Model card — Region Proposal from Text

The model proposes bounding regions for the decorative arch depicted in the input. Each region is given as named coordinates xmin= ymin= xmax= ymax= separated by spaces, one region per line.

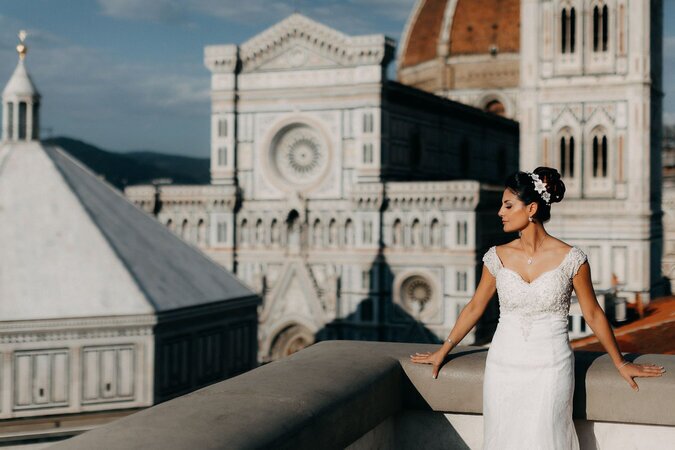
xmin=591 ymin=1 xmax=610 ymax=52
xmin=197 ymin=219 xmax=206 ymax=244
xmin=181 ymin=219 xmax=189 ymax=240
xmin=392 ymin=218 xmax=403 ymax=247
xmin=256 ymin=218 xmax=264 ymax=244
xmin=589 ymin=125 xmax=609 ymax=178
xmin=344 ymin=218 xmax=354 ymax=246
xmin=328 ymin=218 xmax=337 ymax=246
xmin=270 ymin=218 xmax=280 ymax=245
xmin=559 ymin=1 xmax=577 ymax=54
xmin=411 ymin=218 xmax=422 ymax=246
xmin=430 ymin=218 xmax=442 ymax=247
xmin=239 ymin=218 xmax=249 ymax=245
xmin=478 ymin=92 xmax=512 ymax=118
xmin=312 ymin=218 xmax=322 ymax=247
xmin=556 ymin=126 xmax=577 ymax=178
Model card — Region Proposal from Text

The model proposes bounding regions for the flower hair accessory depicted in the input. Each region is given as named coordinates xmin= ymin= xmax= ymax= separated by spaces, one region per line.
xmin=528 ymin=172 xmax=551 ymax=205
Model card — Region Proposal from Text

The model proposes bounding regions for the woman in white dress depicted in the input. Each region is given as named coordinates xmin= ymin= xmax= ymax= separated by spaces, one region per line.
xmin=410 ymin=167 xmax=666 ymax=449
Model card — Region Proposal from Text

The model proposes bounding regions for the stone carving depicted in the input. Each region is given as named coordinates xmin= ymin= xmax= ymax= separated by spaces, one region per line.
xmin=272 ymin=124 xmax=328 ymax=186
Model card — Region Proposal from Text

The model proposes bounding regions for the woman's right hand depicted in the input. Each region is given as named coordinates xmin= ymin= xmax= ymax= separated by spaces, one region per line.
xmin=409 ymin=350 xmax=447 ymax=379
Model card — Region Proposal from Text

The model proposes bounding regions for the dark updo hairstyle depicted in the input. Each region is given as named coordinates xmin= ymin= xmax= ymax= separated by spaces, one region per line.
xmin=504 ymin=166 xmax=565 ymax=223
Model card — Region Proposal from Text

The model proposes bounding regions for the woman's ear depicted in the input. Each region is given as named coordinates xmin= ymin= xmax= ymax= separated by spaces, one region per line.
xmin=528 ymin=202 xmax=538 ymax=217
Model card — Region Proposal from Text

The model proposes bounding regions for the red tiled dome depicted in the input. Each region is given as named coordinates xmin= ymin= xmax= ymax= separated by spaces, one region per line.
xmin=400 ymin=0 xmax=520 ymax=68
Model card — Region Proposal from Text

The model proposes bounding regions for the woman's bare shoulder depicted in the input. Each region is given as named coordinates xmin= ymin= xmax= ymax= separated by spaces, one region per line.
xmin=548 ymin=237 xmax=574 ymax=253
xmin=496 ymin=239 xmax=521 ymax=252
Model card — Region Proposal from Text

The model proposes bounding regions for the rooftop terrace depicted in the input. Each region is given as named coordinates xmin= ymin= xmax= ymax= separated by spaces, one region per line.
xmin=50 ymin=341 xmax=674 ymax=449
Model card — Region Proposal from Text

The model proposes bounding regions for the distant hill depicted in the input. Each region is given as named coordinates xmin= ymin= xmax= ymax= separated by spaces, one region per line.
xmin=43 ymin=137 xmax=210 ymax=190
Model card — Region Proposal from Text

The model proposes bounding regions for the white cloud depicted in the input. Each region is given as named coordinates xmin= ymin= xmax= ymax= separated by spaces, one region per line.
xmin=0 ymin=14 xmax=210 ymax=153
xmin=98 ymin=0 xmax=190 ymax=25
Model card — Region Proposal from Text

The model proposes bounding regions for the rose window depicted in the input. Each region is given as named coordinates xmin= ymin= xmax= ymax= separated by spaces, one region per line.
xmin=271 ymin=124 xmax=328 ymax=186
xmin=399 ymin=275 xmax=436 ymax=319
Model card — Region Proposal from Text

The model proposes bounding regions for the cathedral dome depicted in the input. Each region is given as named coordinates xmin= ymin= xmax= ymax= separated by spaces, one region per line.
xmin=400 ymin=0 xmax=520 ymax=68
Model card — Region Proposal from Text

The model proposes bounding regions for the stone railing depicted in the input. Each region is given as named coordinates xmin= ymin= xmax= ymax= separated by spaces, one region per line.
xmin=49 ymin=341 xmax=675 ymax=449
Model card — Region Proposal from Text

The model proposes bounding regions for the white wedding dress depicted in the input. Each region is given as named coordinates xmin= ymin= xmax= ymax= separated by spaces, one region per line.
xmin=481 ymin=245 xmax=587 ymax=450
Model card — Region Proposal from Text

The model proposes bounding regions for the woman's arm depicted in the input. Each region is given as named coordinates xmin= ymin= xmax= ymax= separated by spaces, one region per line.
xmin=410 ymin=264 xmax=497 ymax=378
xmin=573 ymin=262 xmax=665 ymax=391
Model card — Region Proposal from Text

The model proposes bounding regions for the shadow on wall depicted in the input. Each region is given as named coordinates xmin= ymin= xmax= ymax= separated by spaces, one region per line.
xmin=267 ymin=249 xmax=501 ymax=362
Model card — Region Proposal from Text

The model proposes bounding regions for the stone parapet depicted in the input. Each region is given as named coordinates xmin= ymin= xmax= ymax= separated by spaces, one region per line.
xmin=49 ymin=340 xmax=674 ymax=449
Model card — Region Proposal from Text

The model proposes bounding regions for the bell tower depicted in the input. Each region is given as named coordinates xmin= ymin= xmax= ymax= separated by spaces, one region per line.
xmin=2 ymin=30 xmax=41 ymax=142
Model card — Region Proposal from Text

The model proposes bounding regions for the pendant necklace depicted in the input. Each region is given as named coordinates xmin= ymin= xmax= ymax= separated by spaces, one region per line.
xmin=521 ymin=234 xmax=547 ymax=265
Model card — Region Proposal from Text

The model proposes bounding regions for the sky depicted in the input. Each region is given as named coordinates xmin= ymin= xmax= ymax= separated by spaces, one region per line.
xmin=0 ymin=0 xmax=673 ymax=157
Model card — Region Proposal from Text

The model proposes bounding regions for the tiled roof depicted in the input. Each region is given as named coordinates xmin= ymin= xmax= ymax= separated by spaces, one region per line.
xmin=400 ymin=0 xmax=520 ymax=69
xmin=571 ymin=296 xmax=675 ymax=355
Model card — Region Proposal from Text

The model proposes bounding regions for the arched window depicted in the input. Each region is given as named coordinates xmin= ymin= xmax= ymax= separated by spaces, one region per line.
xmin=561 ymin=8 xmax=567 ymax=53
xmin=559 ymin=130 xmax=576 ymax=178
xmin=591 ymin=130 xmax=609 ymax=178
xmin=570 ymin=7 xmax=576 ymax=53
xmin=328 ymin=219 xmax=337 ymax=246
xmin=593 ymin=3 xmax=609 ymax=52
xmin=561 ymin=6 xmax=576 ymax=54
xmin=166 ymin=218 xmax=173 ymax=232
xmin=240 ymin=218 xmax=248 ymax=244
xmin=344 ymin=219 xmax=354 ymax=246
xmin=602 ymin=5 xmax=609 ymax=51
xmin=197 ymin=219 xmax=205 ymax=244
xmin=270 ymin=219 xmax=279 ymax=245
xmin=392 ymin=219 xmax=403 ymax=246
xmin=313 ymin=219 xmax=322 ymax=247
xmin=181 ymin=219 xmax=189 ymax=240
xmin=256 ymin=219 xmax=264 ymax=244
xmin=411 ymin=219 xmax=421 ymax=246
xmin=286 ymin=210 xmax=300 ymax=247
xmin=430 ymin=219 xmax=441 ymax=247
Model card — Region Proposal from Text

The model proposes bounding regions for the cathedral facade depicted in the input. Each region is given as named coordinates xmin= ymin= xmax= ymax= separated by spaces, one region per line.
xmin=127 ymin=1 xmax=665 ymax=362
xmin=126 ymin=14 xmax=521 ymax=362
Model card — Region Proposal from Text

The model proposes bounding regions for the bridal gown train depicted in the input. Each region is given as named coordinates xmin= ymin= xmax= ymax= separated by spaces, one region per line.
xmin=481 ymin=245 xmax=587 ymax=450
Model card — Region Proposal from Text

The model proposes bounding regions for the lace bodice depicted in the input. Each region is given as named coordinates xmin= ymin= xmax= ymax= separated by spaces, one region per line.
xmin=482 ymin=245 xmax=588 ymax=340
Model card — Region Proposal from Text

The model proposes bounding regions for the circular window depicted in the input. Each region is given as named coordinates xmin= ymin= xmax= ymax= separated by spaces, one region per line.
xmin=399 ymin=275 xmax=435 ymax=319
xmin=271 ymin=124 xmax=328 ymax=187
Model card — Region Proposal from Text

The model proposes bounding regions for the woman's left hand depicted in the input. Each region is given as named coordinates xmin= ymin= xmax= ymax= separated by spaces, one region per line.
xmin=618 ymin=362 xmax=666 ymax=391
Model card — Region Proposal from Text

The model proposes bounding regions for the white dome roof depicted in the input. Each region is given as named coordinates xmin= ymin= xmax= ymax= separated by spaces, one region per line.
xmin=2 ymin=60 xmax=39 ymax=98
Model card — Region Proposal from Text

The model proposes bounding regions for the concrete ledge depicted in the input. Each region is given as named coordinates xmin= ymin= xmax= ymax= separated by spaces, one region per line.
xmin=49 ymin=341 xmax=675 ymax=449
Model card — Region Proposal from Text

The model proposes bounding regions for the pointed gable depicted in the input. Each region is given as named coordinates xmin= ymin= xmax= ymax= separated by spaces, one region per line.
xmin=237 ymin=13 xmax=395 ymax=72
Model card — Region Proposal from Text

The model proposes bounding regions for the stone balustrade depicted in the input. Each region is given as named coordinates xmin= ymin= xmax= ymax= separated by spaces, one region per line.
xmin=49 ymin=341 xmax=675 ymax=449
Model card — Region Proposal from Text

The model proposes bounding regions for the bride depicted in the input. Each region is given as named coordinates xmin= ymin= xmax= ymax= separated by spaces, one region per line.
xmin=410 ymin=167 xmax=666 ymax=449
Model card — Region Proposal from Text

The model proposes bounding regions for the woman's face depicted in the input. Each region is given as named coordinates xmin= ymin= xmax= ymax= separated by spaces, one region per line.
xmin=498 ymin=188 xmax=535 ymax=233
